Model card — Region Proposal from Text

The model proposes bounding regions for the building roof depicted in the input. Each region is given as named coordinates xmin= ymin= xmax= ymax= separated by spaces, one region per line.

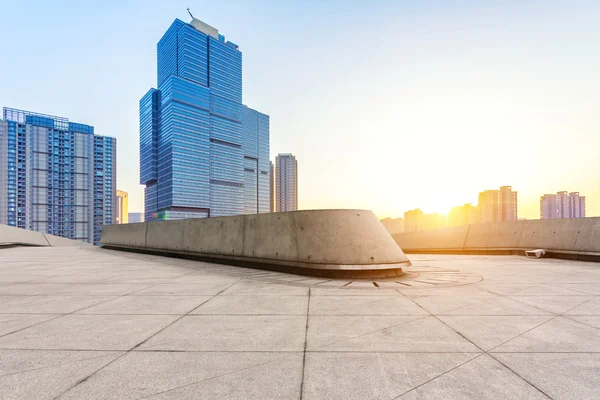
xmin=1 ymin=244 xmax=598 ymax=399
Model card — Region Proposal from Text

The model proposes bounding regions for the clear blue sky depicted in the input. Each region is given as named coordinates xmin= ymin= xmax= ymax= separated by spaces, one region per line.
xmin=1 ymin=0 xmax=599 ymax=218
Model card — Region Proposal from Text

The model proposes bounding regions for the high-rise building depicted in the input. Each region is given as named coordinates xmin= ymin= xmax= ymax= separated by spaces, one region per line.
xmin=269 ymin=161 xmax=275 ymax=213
xmin=380 ymin=217 xmax=404 ymax=234
xmin=404 ymin=209 xmax=423 ymax=233
xmin=540 ymin=191 xmax=586 ymax=219
xmin=478 ymin=186 xmax=518 ymax=223
xmin=0 ymin=107 xmax=116 ymax=244
xmin=128 ymin=212 xmax=144 ymax=223
xmin=448 ymin=203 xmax=478 ymax=227
xmin=116 ymin=190 xmax=128 ymax=224
xmin=140 ymin=17 xmax=270 ymax=221
xmin=404 ymin=209 xmax=446 ymax=232
xmin=569 ymin=192 xmax=586 ymax=218
xmin=275 ymin=153 xmax=298 ymax=212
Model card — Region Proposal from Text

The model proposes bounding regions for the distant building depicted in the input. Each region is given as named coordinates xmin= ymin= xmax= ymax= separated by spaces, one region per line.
xmin=0 ymin=107 xmax=116 ymax=245
xmin=422 ymin=213 xmax=446 ymax=231
xmin=275 ymin=153 xmax=298 ymax=212
xmin=380 ymin=217 xmax=404 ymax=234
xmin=404 ymin=209 xmax=446 ymax=232
xmin=140 ymin=17 xmax=269 ymax=221
xmin=404 ymin=209 xmax=423 ymax=232
xmin=116 ymin=190 xmax=128 ymax=224
xmin=269 ymin=161 xmax=275 ymax=213
xmin=478 ymin=186 xmax=518 ymax=223
xmin=448 ymin=204 xmax=478 ymax=227
xmin=128 ymin=212 xmax=144 ymax=223
xmin=540 ymin=191 xmax=586 ymax=219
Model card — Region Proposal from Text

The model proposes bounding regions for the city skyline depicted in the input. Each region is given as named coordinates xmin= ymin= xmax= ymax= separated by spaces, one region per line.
xmin=1 ymin=1 xmax=599 ymax=219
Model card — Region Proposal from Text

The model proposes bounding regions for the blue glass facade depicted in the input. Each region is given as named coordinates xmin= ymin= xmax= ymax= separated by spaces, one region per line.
xmin=0 ymin=107 xmax=116 ymax=244
xmin=140 ymin=17 xmax=269 ymax=220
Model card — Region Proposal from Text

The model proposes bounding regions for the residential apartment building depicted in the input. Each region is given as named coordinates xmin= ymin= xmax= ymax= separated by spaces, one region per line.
xmin=0 ymin=107 xmax=116 ymax=244
xmin=380 ymin=217 xmax=404 ymax=234
xmin=448 ymin=203 xmax=478 ymax=227
xmin=140 ymin=17 xmax=269 ymax=221
xmin=404 ymin=209 xmax=446 ymax=232
xmin=275 ymin=153 xmax=298 ymax=212
xmin=478 ymin=186 xmax=518 ymax=223
xmin=540 ymin=191 xmax=586 ymax=219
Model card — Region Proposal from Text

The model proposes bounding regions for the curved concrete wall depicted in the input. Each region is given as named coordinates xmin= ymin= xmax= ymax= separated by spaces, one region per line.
xmin=393 ymin=217 xmax=600 ymax=260
xmin=0 ymin=224 xmax=91 ymax=247
xmin=101 ymin=210 xmax=411 ymax=278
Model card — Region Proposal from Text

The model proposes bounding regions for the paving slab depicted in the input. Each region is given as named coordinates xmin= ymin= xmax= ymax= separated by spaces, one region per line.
xmin=133 ymin=281 xmax=239 ymax=296
xmin=493 ymin=316 xmax=600 ymax=353
xmin=192 ymin=295 xmax=308 ymax=315
xmin=0 ymin=295 xmax=116 ymax=314
xmin=0 ymin=314 xmax=178 ymax=350
xmin=138 ymin=315 xmax=307 ymax=351
xmin=307 ymin=316 xmax=480 ymax=352
xmin=220 ymin=280 xmax=309 ymax=295
xmin=506 ymin=295 xmax=594 ymax=314
xmin=77 ymin=295 xmax=213 ymax=315
xmin=303 ymin=352 xmax=479 ymax=400
xmin=438 ymin=315 xmax=554 ymax=351
xmin=440 ymin=296 xmax=553 ymax=316
xmin=564 ymin=296 xmax=600 ymax=315
xmin=397 ymin=354 xmax=550 ymax=400
xmin=0 ymin=350 xmax=123 ymax=400
xmin=494 ymin=353 xmax=600 ymax=400
xmin=309 ymin=295 xmax=429 ymax=316
xmin=0 ymin=314 xmax=57 ymax=337
xmin=59 ymin=351 xmax=303 ymax=400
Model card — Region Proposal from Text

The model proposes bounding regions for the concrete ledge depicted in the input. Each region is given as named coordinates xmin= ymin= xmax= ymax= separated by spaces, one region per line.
xmin=393 ymin=217 xmax=600 ymax=262
xmin=101 ymin=210 xmax=411 ymax=278
xmin=0 ymin=224 xmax=91 ymax=248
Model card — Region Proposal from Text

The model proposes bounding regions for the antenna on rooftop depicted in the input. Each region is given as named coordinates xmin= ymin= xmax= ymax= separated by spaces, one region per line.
xmin=187 ymin=7 xmax=194 ymax=19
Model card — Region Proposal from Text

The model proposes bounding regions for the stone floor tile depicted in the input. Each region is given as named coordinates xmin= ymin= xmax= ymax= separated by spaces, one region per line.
xmin=59 ymin=351 xmax=303 ymax=400
xmin=306 ymin=315 xmax=425 ymax=350
xmin=397 ymin=354 xmax=550 ymax=400
xmin=0 ymin=350 xmax=123 ymax=400
xmin=307 ymin=316 xmax=480 ymax=352
xmin=192 ymin=295 xmax=308 ymax=315
xmin=0 ymin=295 xmax=116 ymax=314
xmin=132 ymin=281 xmax=238 ymax=296
xmin=409 ymin=294 xmax=497 ymax=315
xmin=493 ymin=317 xmax=600 ymax=353
xmin=507 ymin=295 xmax=594 ymax=314
xmin=564 ymin=297 xmax=600 ymax=315
xmin=494 ymin=353 xmax=600 ymax=400
xmin=219 ymin=280 xmax=309 ymax=296
xmin=509 ymin=284 xmax=593 ymax=296
xmin=440 ymin=296 xmax=553 ymax=316
xmin=303 ymin=352 xmax=479 ymax=400
xmin=78 ymin=295 xmax=213 ymax=315
xmin=309 ymin=295 xmax=429 ymax=316
xmin=0 ymin=314 xmax=178 ymax=350
xmin=0 ymin=284 xmax=71 ymax=296
xmin=438 ymin=316 xmax=553 ymax=351
xmin=138 ymin=315 xmax=306 ymax=351
xmin=0 ymin=314 xmax=57 ymax=337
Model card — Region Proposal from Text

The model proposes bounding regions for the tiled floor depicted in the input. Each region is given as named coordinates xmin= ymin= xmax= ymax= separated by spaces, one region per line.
xmin=1 ymin=246 xmax=599 ymax=399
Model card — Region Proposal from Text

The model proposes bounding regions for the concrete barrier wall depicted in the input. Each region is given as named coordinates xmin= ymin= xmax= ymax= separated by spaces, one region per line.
xmin=0 ymin=224 xmax=92 ymax=247
xmin=393 ymin=217 xmax=600 ymax=258
xmin=101 ymin=210 xmax=411 ymax=278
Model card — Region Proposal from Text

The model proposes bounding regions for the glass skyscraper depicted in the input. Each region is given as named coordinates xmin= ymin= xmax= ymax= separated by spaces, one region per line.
xmin=140 ymin=17 xmax=270 ymax=221
xmin=0 ymin=107 xmax=116 ymax=244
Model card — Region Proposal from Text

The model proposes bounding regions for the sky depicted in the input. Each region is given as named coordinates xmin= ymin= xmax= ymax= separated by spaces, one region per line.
xmin=1 ymin=0 xmax=599 ymax=219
